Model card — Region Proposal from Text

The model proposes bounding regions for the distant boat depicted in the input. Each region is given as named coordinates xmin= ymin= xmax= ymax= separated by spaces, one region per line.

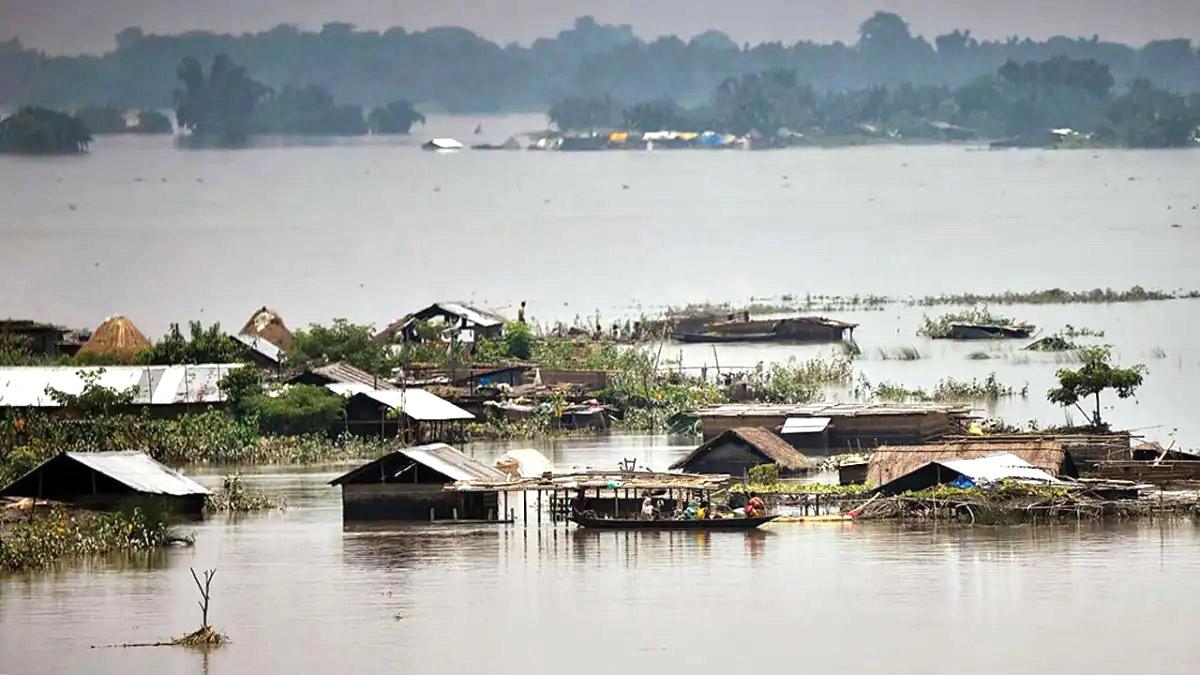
xmin=423 ymin=138 xmax=463 ymax=151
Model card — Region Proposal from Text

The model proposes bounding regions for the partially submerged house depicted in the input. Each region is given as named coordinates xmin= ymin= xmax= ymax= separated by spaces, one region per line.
xmin=286 ymin=361 xmax=395 ymax=390
xmin=672 ymin=313 xmax=857 ymax=343
xmin=76 ymin=315 xmax=151 ymax=363
xmin=332 ymin=384 xmax=475 ymax=442
xmin=867 ymin=439 xmax=1077 ymax=489
xmin=329 ymin=443 xmax=506 ymax=520
xmin=376 ymin=302 xmax=506 ymax=344
xmin=1 ymin=451 xmax=210 ymax=514
xmin=0 ymin=363 xmax=242 ymax=417
xmin=670 ymin=427 xmax=814 ymax=478
xmin=944 ymin=323 xmax=1035 ymax=340
xmin=873 ymin=453 xmax=1062 ymax=496
xmin=694 ymin=402 xmax=974 ymax=450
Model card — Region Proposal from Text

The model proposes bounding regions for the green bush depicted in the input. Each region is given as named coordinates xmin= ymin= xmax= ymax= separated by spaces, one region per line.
xmin=241 ymin=385 xmax=345 ymax=436
xmin=748 ymin=464 xmax=780 ymax=484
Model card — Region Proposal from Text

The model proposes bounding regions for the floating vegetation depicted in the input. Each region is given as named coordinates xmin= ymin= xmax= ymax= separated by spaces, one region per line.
xmin=876 ymin=346 xmax=922 ymax=360
xmin=915 ymin=285 xmax=1186 ymax=306
xmin=917 ymin=306 xmax=1017 ymax=338
xmin=745 ymin=357 xmax=855 ymax=403
xmin=1025 ymin=336 xmax=1077 ymax=352
xmin=863 ymin=373 xmax=1026 ymax=403
xmin=1059 ymin=324 xmax=1105 ymax=338
xmin=1148 ymin=346 xmax=1167 ymax=359
xmin=0 ymin=504 xmax=185 ymax=572
xmin=966 ymin=351 xmax=992 ymax=360
xmin=204 ymin=474 xmax=285 ymax=513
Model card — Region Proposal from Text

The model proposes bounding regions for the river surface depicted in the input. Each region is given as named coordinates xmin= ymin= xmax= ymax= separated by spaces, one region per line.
xmin=3 ymin=435 xmax=1200 ymax=674
xmin=2 ymin=115 xmax=1198 ymax=445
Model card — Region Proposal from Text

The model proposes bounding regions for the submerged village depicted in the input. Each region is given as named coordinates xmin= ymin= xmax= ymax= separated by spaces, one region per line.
xmin=2 ymin=288 xmax=1199 ymax=578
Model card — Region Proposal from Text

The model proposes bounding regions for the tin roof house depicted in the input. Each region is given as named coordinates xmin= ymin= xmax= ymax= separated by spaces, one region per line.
xmin=1 ymin=451 xmax=210 ymax=514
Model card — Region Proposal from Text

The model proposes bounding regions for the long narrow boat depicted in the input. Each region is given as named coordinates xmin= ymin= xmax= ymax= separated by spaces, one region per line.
xmin=571 ymin=514 xmax=779 ymax=530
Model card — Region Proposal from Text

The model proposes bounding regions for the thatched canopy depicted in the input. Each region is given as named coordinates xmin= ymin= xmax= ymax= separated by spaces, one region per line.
xmin=867 ymin=439 xmax=1076 ymax=487
xmin=77 ymin=315 xmax=151 ymax=363
xmin=671 ymin=427 xmax=814 ymax=473
xmin=239 ymin=306 xmax=292 ymax=351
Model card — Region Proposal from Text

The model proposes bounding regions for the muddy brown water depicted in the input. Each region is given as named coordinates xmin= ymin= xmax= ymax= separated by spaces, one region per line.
xmin=3 ymin=435 xmax=1200 ymax=674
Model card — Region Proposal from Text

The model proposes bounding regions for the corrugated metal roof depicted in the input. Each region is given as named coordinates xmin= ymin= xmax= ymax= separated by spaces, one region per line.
xmin=232 ymin=333 xmax=283 ymax=364
xmin=329 ymin=443 xmax=505 ymax=485
xmin=433 ymin=302 xmax=504 ymax=328
xmin=341 ymin=386 xmax=474 ymax=421
xmin=64 ymin=451 xmax=211 ymax=495
xmin=697 ymin=402 xmax=973 ymax=418
xmin=0 ymin=364 xmax=242 ymax=407
xmin=781 ymin=417 xmax=831 ymax=434
xmin=310 ymin=362 xmax=396 ymax=389
xmin=937 ymin=453 xmax=1061 ymax=484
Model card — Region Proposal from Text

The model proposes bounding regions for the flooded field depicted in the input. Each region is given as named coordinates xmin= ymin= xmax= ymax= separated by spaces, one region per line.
xmin=4 ymin=435 xmax=1200 ymax=674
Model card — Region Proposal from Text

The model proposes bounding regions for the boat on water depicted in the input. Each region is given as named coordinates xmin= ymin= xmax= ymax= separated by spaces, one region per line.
xmin=571 ymin=514 xmax=779 ymax=530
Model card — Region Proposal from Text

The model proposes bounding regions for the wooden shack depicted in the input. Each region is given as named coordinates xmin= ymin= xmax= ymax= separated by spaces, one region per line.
xmin=867 ymin=439 xmax=1077 ymax=488
xmin=329 ymin=443 xmax=506 ymax=520
xmin=695 ymin=402 xmax=974 ymax=451
xmin=334 ymin=386 xmax=475 ymax=442
xmin=0 ymin=451 xmax=210 ymax=514
xmin=670 ymin=427 xmax=813 ymax=478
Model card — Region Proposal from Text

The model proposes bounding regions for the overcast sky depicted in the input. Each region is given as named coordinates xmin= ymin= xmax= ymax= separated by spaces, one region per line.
xmin=4 ymin=0 xmax=1199 ymax=55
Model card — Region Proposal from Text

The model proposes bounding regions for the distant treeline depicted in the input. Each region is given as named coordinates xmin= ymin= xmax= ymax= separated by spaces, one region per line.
xmin=550 ymin=57 xmax=1200 ymax=147
xmin=2 ymin=13 xmax=1198 ymax=113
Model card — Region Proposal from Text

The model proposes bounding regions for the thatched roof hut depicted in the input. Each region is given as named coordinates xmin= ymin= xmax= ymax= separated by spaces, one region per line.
xmin=76 ymin=315 xmax=151 ymax=363
xmin=239 ymin=306 xmax=292 ymax=351
xmin=670 ymin=427 xmax=814 ymax=477
xmin=867 ymin=438 xmax=1077 ymax=488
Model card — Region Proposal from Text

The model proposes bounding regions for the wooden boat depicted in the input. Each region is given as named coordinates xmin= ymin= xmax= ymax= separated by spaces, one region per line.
xmin=571 ymin=514 xmax=779 ymax=530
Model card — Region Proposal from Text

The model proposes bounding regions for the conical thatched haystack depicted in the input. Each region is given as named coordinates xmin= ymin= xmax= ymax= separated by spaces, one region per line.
xmin=77 ymin=315 xmax=152 ymax=362
xmin=239 ymin=306 xmax=293 ymax=351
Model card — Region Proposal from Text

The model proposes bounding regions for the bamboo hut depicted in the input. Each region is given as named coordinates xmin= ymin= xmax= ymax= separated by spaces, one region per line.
xmin=670 ymin=427 xmax=814 ymax=478
xmin=76 ymin=315 xmax=151 ymax=363
xmin=239 ymin=306 xmax=293 ymax=351
xmin=867 ymin=439 xmax=1077 ymax=488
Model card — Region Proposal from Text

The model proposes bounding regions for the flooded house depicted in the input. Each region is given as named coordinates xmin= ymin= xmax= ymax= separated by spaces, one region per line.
xmin=672 ymin=312 xmax=857 ymax=343
xmin=0 ymin=363 xmax=243 ymax=417
xmin=873 ymin=452 xmax=1062 ymax=496
xmin=376 ymin=301 xmax=506 ymax=344
xmin=693 ymin=402 xmax=975 ymax=451
xmin=286 ymin=361 xmax=396 ymax=389
xmin=1 ymin=451 xmax=211 ymax=514
xmin=867 ymin=439 xmax=1078 ymax=489
xmin=670 ymin=427 xmax=814 ymax=478
xmin=944 ymin=322 xmax=1035 ymax=339
xmin=331 ymin=384 xmax=474 ymax=442
xmin=329 ymin=443 xmax=506 ymax=520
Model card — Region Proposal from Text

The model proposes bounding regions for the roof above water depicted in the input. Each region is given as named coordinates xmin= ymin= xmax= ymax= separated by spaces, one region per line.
xmin=331 ymin=384 xmax=474 ymax=421
xmin=0 ymin=364 xmax=242 ymax=407
xmin=2 ymin=451 xmax=210 ymax=497
xmin=671 ymin=427 xmax=814 ymax=472
xmin=329 ymin=443 xmax=505 ymax=485
xmin=696 ymin=402 xmax=973 ymax=418
xmin=934 ymin=453 xmax=1061 ymax=484
xmin=781 ymin=417 xmax=832 ymax=434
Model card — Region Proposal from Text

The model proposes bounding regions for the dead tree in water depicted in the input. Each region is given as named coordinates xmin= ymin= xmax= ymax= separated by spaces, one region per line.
xmin=190 ymin=567 xmax=216 ymax=628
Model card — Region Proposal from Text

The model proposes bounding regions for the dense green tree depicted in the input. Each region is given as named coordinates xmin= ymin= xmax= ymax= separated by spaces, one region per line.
xmin=141 ymin=321 xmax=246 ymax=365
xmin=548 ymin=94 xmax=620 ymax=131
xmin=133 ymin=109 xmax=172 ymax=133
xmin=622 ymin=99 xmax=692 ymax=131
xmin=289 ymin=319 xmax=397 ymax=375
xmin=366 ymin=100 xmax=425 ymax=134
xmin=75 ymin=105 xmax=129 ymax=133
xmin=0 ymin=107 xmax=91 ymax=154
xmin=1047 ymin=346 xmax=1145 ymax=428
xmin=250 ymin=84 xmax=366 ymax=135
xmin=1105 ymin=79 xmax=1198 ymax=147
xmin=174 ymin=54 xmax=271 ymax=139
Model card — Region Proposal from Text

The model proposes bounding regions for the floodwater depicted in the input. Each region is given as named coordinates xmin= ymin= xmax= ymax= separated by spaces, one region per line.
xmin=3 ymin=436 xmax=1200 ymax=674
xmin=1 ymin=114 xmax=1198 ymax=445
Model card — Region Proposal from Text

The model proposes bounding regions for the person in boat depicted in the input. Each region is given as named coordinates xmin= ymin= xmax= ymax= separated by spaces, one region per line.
xmin=571 ymin=490 xmax=589 ymax=517
xmin=744 ymin=492 xmax=766 ymax=518
xmin=641 ymin=496 xmax=656 ymax=520
xmin=683 ymin=497 xmax=701 ymax=520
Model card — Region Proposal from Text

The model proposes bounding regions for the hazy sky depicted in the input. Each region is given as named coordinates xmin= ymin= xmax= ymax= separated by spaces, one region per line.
xmin=3 ymin=0 xmax=1198 ymax=55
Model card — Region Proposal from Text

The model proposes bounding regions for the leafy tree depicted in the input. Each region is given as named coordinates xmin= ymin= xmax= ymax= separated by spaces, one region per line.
xmin=239 ymin=384 xmax=345 ymax=435
xmin=250 ymin=84 xmax=366 ymax=135
xmin=1105 ymin=79 xmax=1198 ymax=148
xmin=174 ymin=55 xmax=271 ymax=140
xmin=219 ymin=367 xmax=266 ymax=419
xmin=622 ymin=99 xmax=691 ymax=131
xmin=367 ymin=100 xmax=425 ymax=134
xmin=0 ymin=333 xmax=34 ymax=365
xmin=1047 ymin=346 xmax=1145 ymax=428
xmin=75 ymin=105 xmax=128 ymax=133
xmin=548 ymin=94 xmax=620 ymax=131
xmin=133 ymin=110 xmax=172 ymax=134
xmin=289 ymin=319 xmax=396 ymax=375
xmin=0 ymin=107 xmax=91 ymax=154
xmin=503 ymin=322 xmax=534 ymax=360
xmin=142 ymin=321 xmax=246 ymax=365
